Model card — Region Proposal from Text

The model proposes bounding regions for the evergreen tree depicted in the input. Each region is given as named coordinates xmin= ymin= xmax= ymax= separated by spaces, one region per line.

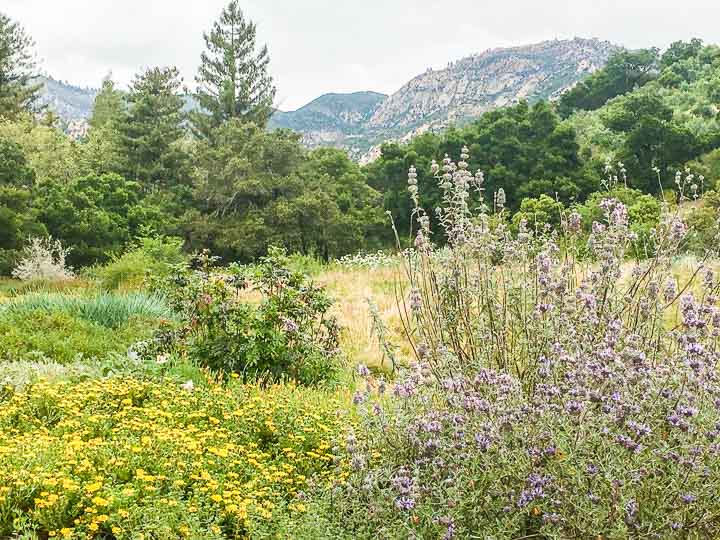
xmin=0 ymin=12 xmax=40 ymax=119
xmin=191 ymin=1 xmax=276 ymax=137
xmin=82 ymin=77 xmax=126 ymax=176
xmin=89 ymin=76 xmax=124 ymax=130
xmin=118 ymin=66 xmax=189 ymax=190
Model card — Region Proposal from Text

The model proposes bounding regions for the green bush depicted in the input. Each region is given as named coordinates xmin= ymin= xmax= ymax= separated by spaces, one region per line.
xmin=683 ymin=205 xmax=720 ymax=253
xmin=93 ymin=235 xmax=186 ymax=291
xmin=147 ymin=247 xmax=341 ymax=385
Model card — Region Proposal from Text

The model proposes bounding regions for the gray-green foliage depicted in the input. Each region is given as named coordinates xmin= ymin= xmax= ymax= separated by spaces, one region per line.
xmin=0 ymin=292 xmax=174 ymax=328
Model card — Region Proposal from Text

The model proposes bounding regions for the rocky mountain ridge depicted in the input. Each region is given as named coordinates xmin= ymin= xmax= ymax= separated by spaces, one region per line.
xmin=271 ymin=37 xmax=618 ymax=160
xmin=34 ymin=37 xmax=619 ymax=159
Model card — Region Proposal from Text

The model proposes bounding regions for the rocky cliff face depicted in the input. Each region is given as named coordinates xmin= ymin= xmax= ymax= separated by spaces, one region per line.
xmin=367 ymin=38 xmax=615 ymax=135
xmin=271 ymin=37 xmax=618 ymax=161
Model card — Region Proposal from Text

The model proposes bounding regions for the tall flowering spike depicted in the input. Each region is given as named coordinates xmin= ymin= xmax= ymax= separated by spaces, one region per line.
xmin=458 ymin=146 xmax=470 ymax=170
xmin=408 ymin=165 xmax=419 ymax=203
xmin=474 ymin=170 xmax=484 ymax=187
xmin=408 ymin=166 xmax=418 ymax=185
xmin=495 ymin=188 xmax=506 ymax=209
xmin=567 ymin=211 xmax=582 ymax=234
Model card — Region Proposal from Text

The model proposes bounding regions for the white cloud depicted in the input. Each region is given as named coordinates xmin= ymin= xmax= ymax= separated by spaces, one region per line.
xmin=3 ymin=0 xmax=720 ymax=110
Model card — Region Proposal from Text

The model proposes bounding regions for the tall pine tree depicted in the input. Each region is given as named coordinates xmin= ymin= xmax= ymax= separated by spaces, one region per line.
xmin=119 ymin=66 xmax=189 ymax=190
xmin=191 ymin=1 xmax=276 ymax=137
xmin=89 ymin=76 xmax=124 ymax=130
xmin=82 ymin=76 xmax=126 ymax=176
xmin=0 ymin=12 xmax=40 ymax=119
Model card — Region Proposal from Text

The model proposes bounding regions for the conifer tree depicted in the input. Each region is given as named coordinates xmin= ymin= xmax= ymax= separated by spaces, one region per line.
xmin=119 ymin=66 xmax=189 ymax=190
xmin=191 ymin=1 xmax=276 ymax=137
xmin=82 ymin=76 xmax=126 ymax=176
xmin=0 ymin=12 xmax=40 ymax=119
xmin=89 ymin=76 xmax=124 ymax=130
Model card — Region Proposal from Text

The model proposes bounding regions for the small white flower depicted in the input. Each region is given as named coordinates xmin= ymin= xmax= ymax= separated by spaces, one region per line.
xmin=181 ymin=380 xmax=195 ymax=392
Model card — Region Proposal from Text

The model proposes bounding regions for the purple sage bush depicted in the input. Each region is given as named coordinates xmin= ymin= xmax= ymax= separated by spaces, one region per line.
xmin=289 ymin=149 xmax=720 ymax=539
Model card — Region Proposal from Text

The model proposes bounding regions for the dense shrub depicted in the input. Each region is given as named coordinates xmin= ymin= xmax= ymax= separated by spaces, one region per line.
xmin=292 ymin=150 xmax=720 ymax=538
xmin=147 ymin=247 xmax=341 ymax=385
xmin=11 ymin=236 xmax=74 ymax=281
xmin=93 ymin=235 xmax=186 ymax=291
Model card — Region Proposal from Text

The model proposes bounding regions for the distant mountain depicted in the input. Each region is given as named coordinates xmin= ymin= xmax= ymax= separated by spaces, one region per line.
xmin=34 ymin=76 xmax=97 ymax=138
xmin=270 ymin=37 xmax=619 ymax=161
xmin=37 ymin=37 xmax=619 ymax=156
xmin=36 ymin=76 xmax=98 ymax=120
xmin=269 ymin=91 xmax=387 ymax=154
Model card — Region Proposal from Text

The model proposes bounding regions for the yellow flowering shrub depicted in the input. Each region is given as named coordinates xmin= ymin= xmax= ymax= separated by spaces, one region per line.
xmin=0 ymin=378 xmax=346 ymax=539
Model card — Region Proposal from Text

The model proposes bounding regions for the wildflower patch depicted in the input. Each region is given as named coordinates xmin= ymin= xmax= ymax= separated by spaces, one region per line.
xmin=0 ymin=378 xmax=345 ymax=538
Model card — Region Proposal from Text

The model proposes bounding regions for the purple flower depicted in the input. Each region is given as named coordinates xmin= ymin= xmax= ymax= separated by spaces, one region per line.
xmin=357 ymin=364 xmax=370 ymax=377
xmin=395 ymin=496 xmax=415 ymax=511
xmin=565 ymin=400 xmax=585 ymax=414
xmin=624 ymin=498 xmax=638 ymax=525
xmin=351 ymin=453 xmax=365 ymax=471
xmin=474 ymin=433 xmax=491 ymax=452
xmin=391 ymin=474 xmax=413 ymax=495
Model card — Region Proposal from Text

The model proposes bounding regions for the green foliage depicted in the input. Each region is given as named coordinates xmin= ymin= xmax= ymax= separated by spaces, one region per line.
xmin=88 ymin=78 xmax=125 ymax=130
xmin=191 ymin=1 xmax=276 ymax=136
xmin=117 ymin=66 xmax=190 ymax=189
xmin=602 ymin=89 xmax=703 ymax=192
xmin=0 ymin=12 xmax=40 ymax=119
xmin=367 ymin=101 xmax=593 ymax=239
xmin=188 ymin=121 xmax=385 ymax=261
xmin=0 ymin=114 xmax=80 ymax=183
xmin=148 ymin=248 xmax=341 ymax=385
xmin=0 ymin=133 xmax=34 ymax=186
xmin=511 ymin=194 xmax=565 ymax=231
xmin=661 ymin=38 xmax=706 ymax=69
xmin=0 ymin=135 xmax=44 ymax=273
xmin=93 ymin=235 xmax=186 ymax=291
xmin=558 ymin=48 xmax=659 ymax=117
xmin=37 ymin=172 xmax=144 ymax=266
xmin=683 ymin=205 xmax=720 ymax=254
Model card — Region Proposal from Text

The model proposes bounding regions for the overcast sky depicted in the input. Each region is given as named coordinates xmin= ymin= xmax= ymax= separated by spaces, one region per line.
xmin=4 ymin=0 xmax=720 ymax=111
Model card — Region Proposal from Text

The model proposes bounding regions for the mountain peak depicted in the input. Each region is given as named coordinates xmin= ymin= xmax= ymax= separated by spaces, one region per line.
xmin=268 ymin=37 xmax=619 ymax=160
xmin=36 ymin=37 xmax=619 ymax=156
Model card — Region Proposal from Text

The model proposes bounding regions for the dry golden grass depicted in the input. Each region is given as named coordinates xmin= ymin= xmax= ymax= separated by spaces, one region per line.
xmin=316 ymin=266 xmax=411 ymax=373
xmin=317 ymin=255 xmax=719 ymax=372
